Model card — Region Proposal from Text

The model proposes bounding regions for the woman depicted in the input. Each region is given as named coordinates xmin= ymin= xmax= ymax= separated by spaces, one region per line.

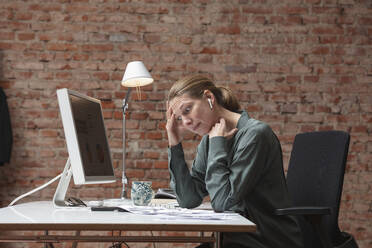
xmin=166 ymin=75 xmax=304 ymax=248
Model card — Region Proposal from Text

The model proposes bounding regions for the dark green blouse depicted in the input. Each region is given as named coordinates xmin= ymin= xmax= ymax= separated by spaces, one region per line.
xmin=168 ymin=111 xmax=304 ymax=248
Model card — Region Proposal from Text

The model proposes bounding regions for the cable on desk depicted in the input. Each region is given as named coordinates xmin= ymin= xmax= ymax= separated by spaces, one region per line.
xmin=66 ymin=197 xmax=87 ymax=207
xmin=8 ymin=173 xmax=62 ymax=206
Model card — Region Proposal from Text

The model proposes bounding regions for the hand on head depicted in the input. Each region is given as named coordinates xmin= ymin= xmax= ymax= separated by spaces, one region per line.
xmin=166 ymin=100 xmax=186 ymax=147
xmin=209 ymin=118 xmax=238 ymax=139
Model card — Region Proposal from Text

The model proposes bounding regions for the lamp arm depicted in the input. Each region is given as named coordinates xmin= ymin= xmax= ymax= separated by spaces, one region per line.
xmin=121 ymin=87 xmax=132 ymax=199
xmin=123 ymin=87 xmax=132 ymax=109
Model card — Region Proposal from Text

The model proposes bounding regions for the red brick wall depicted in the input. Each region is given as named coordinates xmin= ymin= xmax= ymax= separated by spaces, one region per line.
xmin=0 ymin=0 xmax=371 ymax=247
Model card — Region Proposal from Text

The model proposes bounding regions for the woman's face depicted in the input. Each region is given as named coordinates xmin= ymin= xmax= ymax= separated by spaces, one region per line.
xmin=169 ymin=94 xmax=217 ymax=136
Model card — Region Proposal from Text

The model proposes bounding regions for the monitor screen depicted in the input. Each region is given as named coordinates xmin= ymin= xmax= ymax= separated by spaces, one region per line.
xmin=57 ymin=89 xmax=116 ymax=185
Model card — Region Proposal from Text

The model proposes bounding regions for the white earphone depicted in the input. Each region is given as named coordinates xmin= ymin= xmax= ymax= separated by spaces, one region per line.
xmin=207 ymin=98 xmax=213 ymax=109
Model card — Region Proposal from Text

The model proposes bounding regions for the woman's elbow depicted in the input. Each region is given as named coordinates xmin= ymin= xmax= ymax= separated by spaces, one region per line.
xmin=211 ymin=196 xmax=234 ymax=212
xmin=210 ymin=198 xmax=226 ymax=212
xmin=177 ymin=196 xmax=203 ymax=209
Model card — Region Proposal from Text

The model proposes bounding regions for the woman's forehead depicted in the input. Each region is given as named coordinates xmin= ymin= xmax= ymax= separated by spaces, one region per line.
xmin=169 ymin=95 xmax=194 ymax=109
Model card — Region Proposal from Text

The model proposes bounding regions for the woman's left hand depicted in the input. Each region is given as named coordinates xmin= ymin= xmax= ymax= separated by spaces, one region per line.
xmin=209 ymin=118 xmax=238 ymax=139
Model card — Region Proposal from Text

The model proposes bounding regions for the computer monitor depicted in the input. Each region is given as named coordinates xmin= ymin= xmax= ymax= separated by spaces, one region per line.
xmin=53 ymin=89 xmax=116 ymax=208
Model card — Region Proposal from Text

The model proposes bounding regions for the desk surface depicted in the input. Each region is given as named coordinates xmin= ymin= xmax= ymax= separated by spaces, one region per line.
xmin=0 ymin=201 xmax=256 ymax=233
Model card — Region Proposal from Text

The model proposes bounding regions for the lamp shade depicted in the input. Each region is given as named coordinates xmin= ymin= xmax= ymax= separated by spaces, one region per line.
xmin=121 ymin=61 xmax=153 ymax=87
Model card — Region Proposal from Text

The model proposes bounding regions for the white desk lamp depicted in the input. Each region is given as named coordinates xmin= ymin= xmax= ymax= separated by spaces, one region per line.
xmin=120 ymin=61 xmax=153 ymax=199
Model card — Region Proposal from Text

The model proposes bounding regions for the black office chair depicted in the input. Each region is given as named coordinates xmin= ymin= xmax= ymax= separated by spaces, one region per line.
xmin=276 ymin=131 xmax=358 ymax=248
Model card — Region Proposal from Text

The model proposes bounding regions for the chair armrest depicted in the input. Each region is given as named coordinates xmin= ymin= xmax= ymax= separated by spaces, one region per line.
xmin=275 ymin=206 xmax=331 ymax=216
xmin=276 ymin=206 xmax=333 ymax=248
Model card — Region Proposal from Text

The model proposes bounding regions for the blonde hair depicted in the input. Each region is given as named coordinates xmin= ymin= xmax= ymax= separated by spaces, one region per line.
xmin=168 ymin=75 xmax=241 ymax=113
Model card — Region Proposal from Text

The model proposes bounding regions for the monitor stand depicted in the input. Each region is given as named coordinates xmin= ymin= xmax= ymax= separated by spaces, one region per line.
xmin=53 ymin=158 xmax=74 ymax=208
xmin=53 ymin=158 xmax=132 ymax=208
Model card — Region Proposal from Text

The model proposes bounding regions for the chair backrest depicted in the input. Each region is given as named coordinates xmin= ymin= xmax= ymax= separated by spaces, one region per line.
xmin=286 ymin=131 xmax=350 ymax=247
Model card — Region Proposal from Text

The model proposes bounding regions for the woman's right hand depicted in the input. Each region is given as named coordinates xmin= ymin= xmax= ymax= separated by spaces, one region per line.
xmin=166 ymin=102 xmax=184 ymax=147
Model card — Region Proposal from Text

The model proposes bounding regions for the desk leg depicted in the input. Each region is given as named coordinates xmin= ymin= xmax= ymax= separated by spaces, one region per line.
xmin=72 ymin=231 xmax=80 ymax=248
xmin=44 ymin=231 xmax=54 ymax=248
xmin=214 ymin=232 xmax=221 ymax=248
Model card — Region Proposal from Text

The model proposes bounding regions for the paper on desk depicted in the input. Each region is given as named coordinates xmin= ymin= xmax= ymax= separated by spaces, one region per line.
xmin=121 ymin=206 xmax=235 ymax=221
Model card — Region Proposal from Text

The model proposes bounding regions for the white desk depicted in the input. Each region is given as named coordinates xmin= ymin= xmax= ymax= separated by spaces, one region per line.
xmin=0 ymin=201 xmax=256 ymax=247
